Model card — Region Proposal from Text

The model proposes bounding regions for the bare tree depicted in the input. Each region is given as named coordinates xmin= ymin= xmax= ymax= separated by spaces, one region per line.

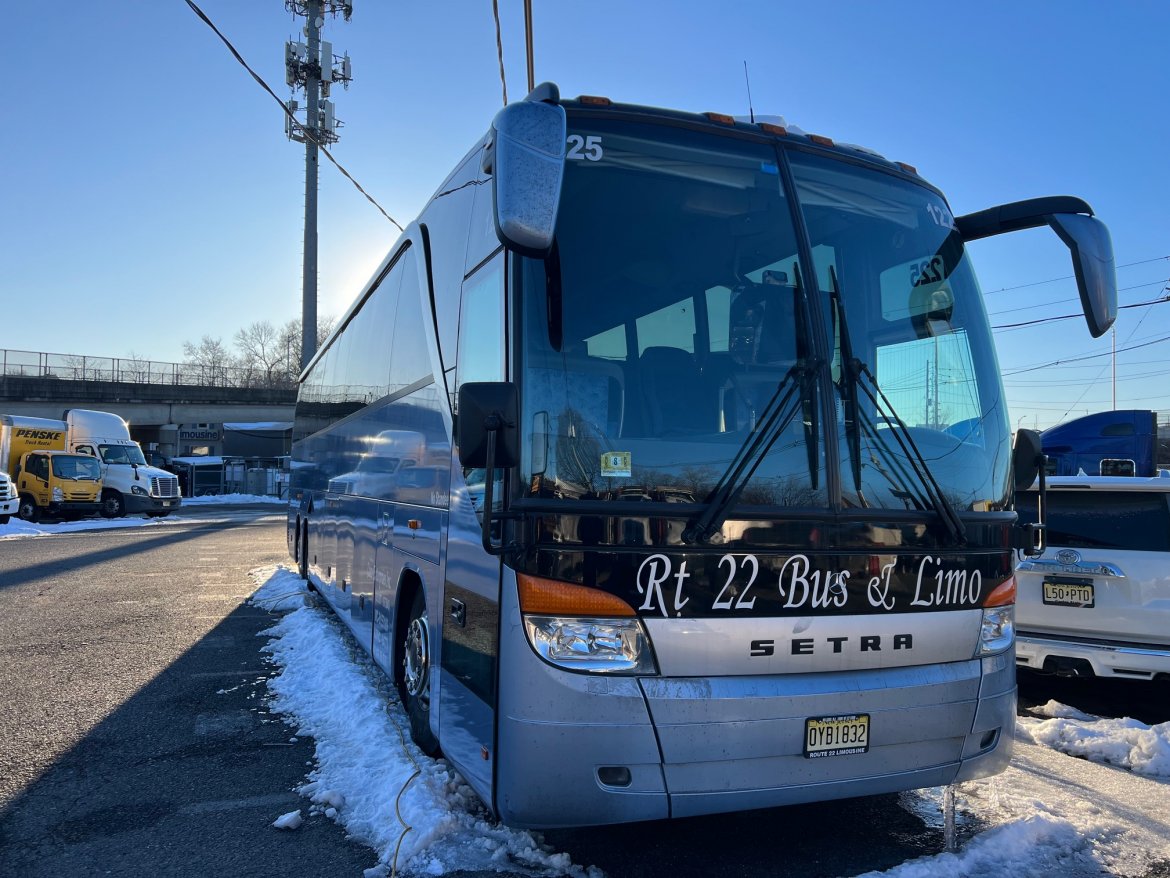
xmin=182 ymin=335 xmax=233 ymax=386
xmin=279 ymin=316 xmax=337 ymax=381
xmin=234 ymin=321 xmax=285 ymax=386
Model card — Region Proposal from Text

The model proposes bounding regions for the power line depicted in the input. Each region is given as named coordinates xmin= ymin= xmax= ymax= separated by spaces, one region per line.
xmin=491 ymin=0 xmax=508 ymax=106
xmin=1001 ymin=332 xmax=1170 ymax=377
xmin=992 ymin=293 xmax=1170 ymax=330
xmin=986 ymin=278 xmax=1168 ymax=317
xmin=981 ymin=255 xmax=1169 ymax=297
xmin=182 ymin=0 xmax=402 ymax=232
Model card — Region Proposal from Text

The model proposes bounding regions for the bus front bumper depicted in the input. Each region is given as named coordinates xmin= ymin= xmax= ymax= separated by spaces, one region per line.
xmin=495 ymin=650 xmax=1015 ymax=828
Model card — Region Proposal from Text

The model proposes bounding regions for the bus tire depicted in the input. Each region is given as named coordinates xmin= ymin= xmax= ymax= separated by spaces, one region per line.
xmin=100 ymin=490 xmax=126 ymax=518
xmin=400 ymin=587 xmax=440 ymax=755
xmin=17 ymin=496 xmax=39 ymax=523
xmin=298 ymin=522 xmax=309 ymax=581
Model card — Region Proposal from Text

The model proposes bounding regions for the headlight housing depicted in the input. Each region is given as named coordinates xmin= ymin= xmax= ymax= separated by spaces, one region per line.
xmin=524 ymin=616 xmax=655 ymax=674
xmin=518 ymin=574 xmax=658 ymax=675
xmin=979 ymin=576 xmax=1016 ymax=655
xmin=131 ymin=485 xmax=149 ymax=496
xmin=51 ymin=486 xmax=64 ymax=502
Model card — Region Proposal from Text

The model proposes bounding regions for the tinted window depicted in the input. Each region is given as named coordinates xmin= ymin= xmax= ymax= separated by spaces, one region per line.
xmin=456 ymin=253 xmax=505 ymax=390
xmin=389 ymin=253 xmax=434 ymax=392
xmin=1018 ymin=490 xmax=1170 ymax=551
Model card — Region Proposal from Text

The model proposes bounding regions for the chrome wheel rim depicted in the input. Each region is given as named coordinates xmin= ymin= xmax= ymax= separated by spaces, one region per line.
xmin=404 ymin=612 xmax=429 ymax=706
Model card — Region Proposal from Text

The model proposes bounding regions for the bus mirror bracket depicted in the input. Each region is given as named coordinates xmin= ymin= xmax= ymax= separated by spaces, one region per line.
xmin=489 ymin=87 xmax=567 ymax=258
xmin=457 ymin=382 xmax=519 ymax=555
xmin=955 ymin=197 xmax=1117 ymax=339
xmin=1012 ymin=428 xmax=1047 ymax=555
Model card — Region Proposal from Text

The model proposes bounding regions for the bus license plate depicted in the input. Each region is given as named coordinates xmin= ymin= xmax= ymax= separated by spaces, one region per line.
xmin=804 ymin=713 xmax=869 ymax=758
xmin=1043 ymin=578 xmax=1094 ymax=608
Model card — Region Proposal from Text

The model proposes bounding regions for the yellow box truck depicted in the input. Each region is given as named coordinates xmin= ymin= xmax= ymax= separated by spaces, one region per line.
xmin=0 ymin=416 xmax=103 ymax=521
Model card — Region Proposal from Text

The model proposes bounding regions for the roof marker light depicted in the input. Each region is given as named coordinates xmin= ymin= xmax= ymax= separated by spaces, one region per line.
xmin=808 ymin=134 xmax=835 ymax=147
xmin=759 ymin=122 xmax=788 ymax=136
xmin=896 ymin=161 xmax=919 ymax=174
xmin=705 ymin=112 xmax=736 ymax=125
xmin=579 ymin=94 xmax=611 ymax=106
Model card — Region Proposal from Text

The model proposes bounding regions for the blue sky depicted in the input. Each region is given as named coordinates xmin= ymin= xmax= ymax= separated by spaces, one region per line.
xmin=4 ymin=1 xmax=1167 ymax=429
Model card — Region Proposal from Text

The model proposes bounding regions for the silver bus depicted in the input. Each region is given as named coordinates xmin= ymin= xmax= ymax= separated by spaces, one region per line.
xmin=288 ymin=83 xmax=1116 ymax=828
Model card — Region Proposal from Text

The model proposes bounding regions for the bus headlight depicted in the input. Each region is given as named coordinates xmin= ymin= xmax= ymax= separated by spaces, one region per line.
xmin=524 ymin=616 xmax=656 ymax=674
xmin=52 ymin=486 xmax=64 ymax=502
xmin=979 ymin=576 xmax=1016 ymax=655
xmin=980 ymin=605 xmax=1014 ymax=654
xmin=517 ymin=573 xmax=658 ymax=675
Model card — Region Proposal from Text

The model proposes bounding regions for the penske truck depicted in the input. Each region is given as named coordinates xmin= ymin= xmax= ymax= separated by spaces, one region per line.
xmin=0 ymin=416 xmax=103 ymax=521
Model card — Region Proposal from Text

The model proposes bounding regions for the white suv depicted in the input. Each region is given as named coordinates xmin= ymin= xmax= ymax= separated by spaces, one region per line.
xmin=1015 ymin=475 xmax=1170 ymax=681
xmin=0 ymin=470 xmax=18 ymax=524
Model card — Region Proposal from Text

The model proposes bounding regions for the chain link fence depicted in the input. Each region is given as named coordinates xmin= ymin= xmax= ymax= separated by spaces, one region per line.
xmin=0 ymin=348 xmax=295 ymax=389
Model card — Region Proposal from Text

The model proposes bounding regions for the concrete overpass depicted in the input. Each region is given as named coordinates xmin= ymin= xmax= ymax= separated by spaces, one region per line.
xmin=1 ymin=374 xmax=296 ymax=460
xmin=0 ymin=374 xmax=295 ymax=424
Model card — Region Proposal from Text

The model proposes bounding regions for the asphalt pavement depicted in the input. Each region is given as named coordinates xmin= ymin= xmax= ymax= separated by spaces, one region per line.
xmin=0 ymin=513 xmax=378 ymax=877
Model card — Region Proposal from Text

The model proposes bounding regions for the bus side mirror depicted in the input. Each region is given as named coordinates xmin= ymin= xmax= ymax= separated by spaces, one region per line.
xmin=956 ymin=197 xmax=1117 ymax=338
xmin=1013 ymin=428 xmax=1047 ymax=554
xmin=1012 ymin=428 xmax=1044 ymax=491
xmin=1046 ymin=213 xmax=1117 ymax=338
xmin=457 ymin=382 xmax=519 ymax=469
xmin=488 ymin=86 xmax=566 ymax=258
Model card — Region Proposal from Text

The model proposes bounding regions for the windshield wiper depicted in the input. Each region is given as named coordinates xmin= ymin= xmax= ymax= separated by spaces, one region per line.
xmin=683 ymin=265 xmax=820 ymax=544
xmin=829 ymin=270 xmax=966 ymax=545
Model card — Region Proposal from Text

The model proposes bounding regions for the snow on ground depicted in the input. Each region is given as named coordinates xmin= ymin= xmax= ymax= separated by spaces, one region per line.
xmin=249 ymin=566 xmax=602 ymax=878
xmin=863 ymin=719 xmax=1170 ymax=877
xmin=0 ymin=493 xmax=284 ymax=540
xmin=253 ymin=560 xmax=1170 ymax=878
xmin=1019 ymin=702 xmax=1170 ymax=779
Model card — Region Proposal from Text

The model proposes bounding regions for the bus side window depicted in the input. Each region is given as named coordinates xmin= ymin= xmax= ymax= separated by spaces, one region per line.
xmin=455 ymin=253 xmax=505 ymax=392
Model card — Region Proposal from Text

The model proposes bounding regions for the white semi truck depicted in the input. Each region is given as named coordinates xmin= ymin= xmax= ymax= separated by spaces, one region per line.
xmin=63 ymin=409 xmax=181 ymax=518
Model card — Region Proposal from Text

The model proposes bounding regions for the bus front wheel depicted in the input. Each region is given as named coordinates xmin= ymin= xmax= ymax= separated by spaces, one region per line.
xmin=400 ymin=587 xmax=440 ymax=755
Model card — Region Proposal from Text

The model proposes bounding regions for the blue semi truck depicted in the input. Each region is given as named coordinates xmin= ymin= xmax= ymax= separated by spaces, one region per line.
xmin=1041 ymin=409 xmax=1167 ymax=477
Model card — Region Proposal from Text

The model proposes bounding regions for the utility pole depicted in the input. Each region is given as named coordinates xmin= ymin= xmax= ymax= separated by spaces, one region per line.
xmin=523 ymin=0 xmax=535 ymax=92
xmin=284 ymin=0 xmax=353 ymax=370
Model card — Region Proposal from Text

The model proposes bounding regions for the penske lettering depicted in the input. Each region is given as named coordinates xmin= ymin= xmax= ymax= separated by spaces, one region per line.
xmin=14 ymin=429 xmax=63 ymax=441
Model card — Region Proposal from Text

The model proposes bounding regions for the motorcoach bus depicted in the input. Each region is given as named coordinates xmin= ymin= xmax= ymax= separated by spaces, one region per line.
xmin=288 ymin=83 xmax=1116 ymax=828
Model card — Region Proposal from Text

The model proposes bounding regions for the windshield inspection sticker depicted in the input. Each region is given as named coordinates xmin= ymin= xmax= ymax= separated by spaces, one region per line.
xmin=600 ymin=452 xmax=632 ymax=478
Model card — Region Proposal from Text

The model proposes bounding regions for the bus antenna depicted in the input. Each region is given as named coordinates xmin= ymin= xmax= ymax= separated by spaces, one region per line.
xmin=743 ymin=61 xmax=755 ymax=124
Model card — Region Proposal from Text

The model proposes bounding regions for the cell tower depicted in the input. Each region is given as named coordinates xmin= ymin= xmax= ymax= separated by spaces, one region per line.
xmin=284 ymin=0 xmax=353 ymax=370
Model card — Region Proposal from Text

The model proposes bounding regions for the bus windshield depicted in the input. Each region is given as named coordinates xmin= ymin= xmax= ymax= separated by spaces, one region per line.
xmin=518 ymin=120 xmax=1010 ymax=515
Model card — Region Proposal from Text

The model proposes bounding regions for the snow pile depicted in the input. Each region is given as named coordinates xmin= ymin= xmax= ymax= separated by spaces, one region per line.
xmin=872 ymin=722 xmax=1170 ymax=878
xmin=248 ymin=566 xmax=601 ymax=878
xmin=856 ymin=812 xmax=1104 ymax=878
xmin=0 ymin=515 xmax=179 ymax=539
xmin=1020 ymin=703 xmax=1170 ymax=779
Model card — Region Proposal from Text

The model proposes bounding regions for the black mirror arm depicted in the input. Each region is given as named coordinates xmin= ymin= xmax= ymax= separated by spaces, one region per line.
xmin=955 ymin=197 xmax=1093 ymax=243
xmin=480 ymin=426 xmax=501 ymax=555
xmin=479 ymin=414 xmax=521 ymax=557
